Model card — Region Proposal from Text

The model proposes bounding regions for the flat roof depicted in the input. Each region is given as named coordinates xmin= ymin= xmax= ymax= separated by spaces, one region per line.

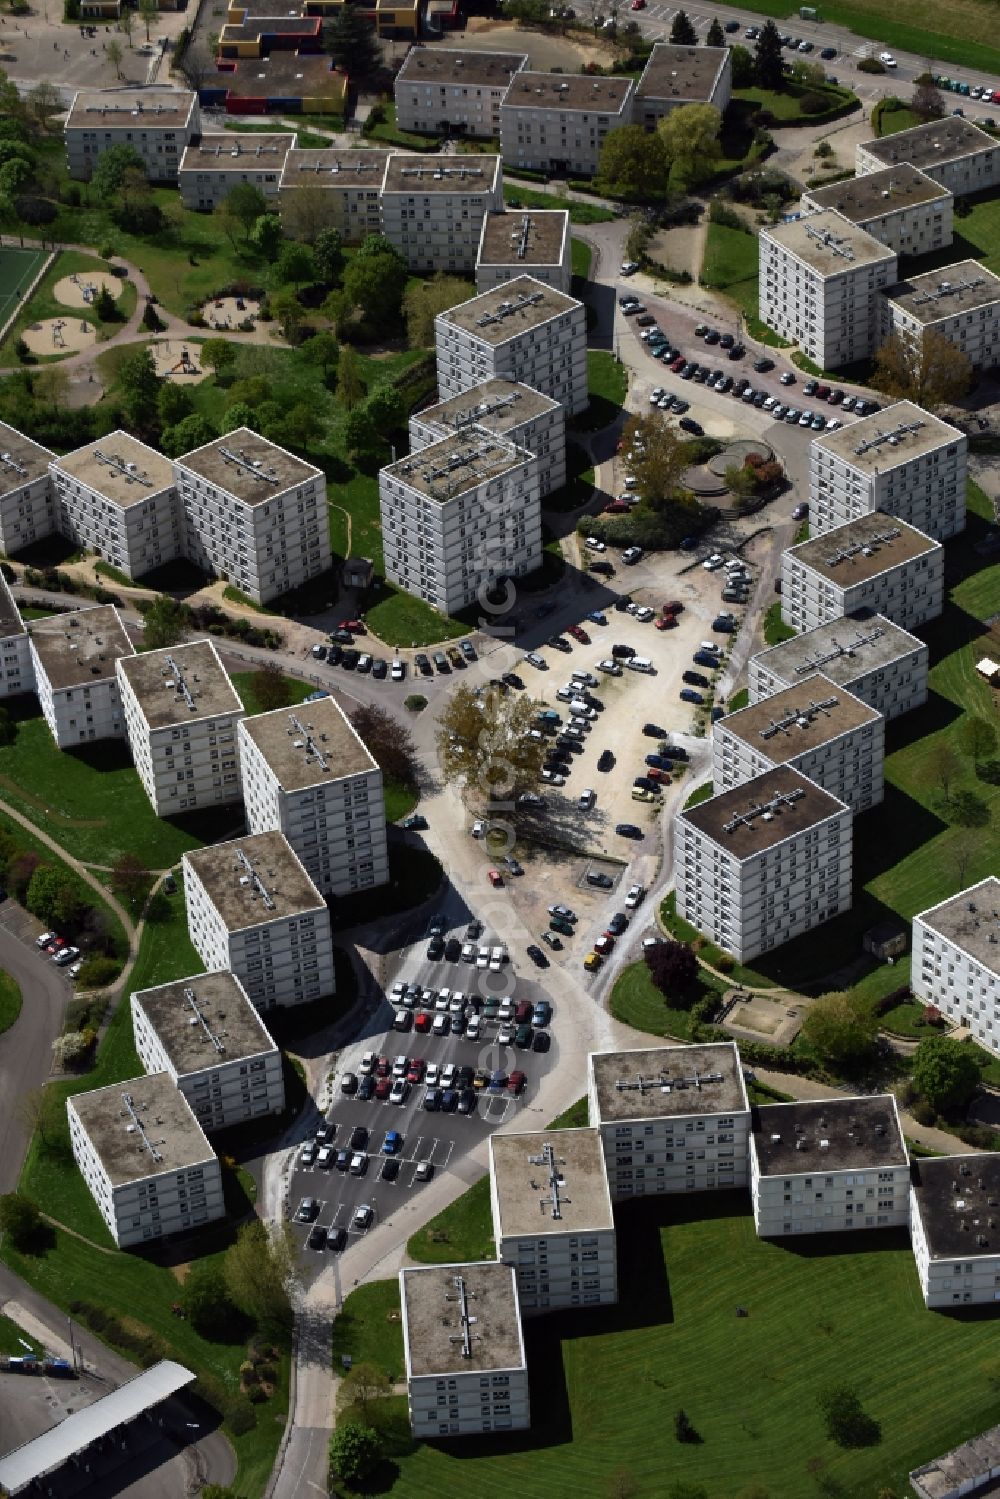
xmin=788 ymin=511 xmax=941 ymax=585
xmin=396 ymin=45 xmax=527 ymax=88
xmin=0 ymin=419 xmax=55 ymax=491
xmin=503 ymin=70 xmax=633 ymax=112
xmin=752 ymin=609 xmax=926 ymax=687
xmin=238 ymin=696 xmax=377 ymax=788
xmin=67 ymin=88 xmax=197 ymax=130
xmin=804 ymin=162 xmax=951 ymax=222
xmin=911 ymin=1154 xmax=1000 ymax=1262
xmin=478 ymin=208 xmax=568 ymax=267
xmin=132 ymin=970 xmax=278 ymax=1076
xmin=718 ymin=671 xmax=881 ymax=757
xmin=28 ymin=605 xmax=134 ymax=691
xmin=223 ymin=54 xmax=346 ymax=99
xmin=227 ymin=13 xmax=319 ymax=37
xmin=0 ymin=572 xmax=25 ymax=643
xmin=281 ymin=146 xmax=390 ymax=187
xmin=812 ymin=398 xmax=965 ymax=472
xmin=916 ymin=876 xmax=1000 ymax=981
xmin=384 ymin=424 xmax=530 ymax=503
xmin=0 ymin=1360 xmax=195 ymax=1497
xmin=381 ymin=153 xmax=501 ymax=194
xmin=400 ymin=1261 xmax=525 ymax=1378
xmin=437 ymin=274 xmax=581 ymax=343
xmin=861 ymin=114 xmax=997 ymax=171
xmin=183 ymin=830 xmax=326 ymax=930
xmin=636 ymin=42 xmax=728 ymax=103
xmin=180 ymin=132 xmax=294 ymax=171
xmin=175 ymin=426 xmax=321 ymax=505
xmin=51 ymin=432 xmax=174 ymax=507
xmin=751 ymin=1095 xmax=906 ymax=1175
xmin=415 ymin=378 xmax=560 ymax=436
xmin=911 ymin=1423 xmax=1000 ymax=1499
xmin=678 ymin=764 xmax=847 ymax=859
xmin=69 ymin=1072 xmax=216 ymax=1185
xmin=763 ymin=208 xmax=896 ymax=276
xmin=884 ymin=257 xmax=1000 ymax=324
xmin=490 ymin=1127 xmax=613 ymax=1239
xmin=590 ymin=1042 xmax=748 ymax=1122
xmin=118 ymin=640 xmax=244 ymax=729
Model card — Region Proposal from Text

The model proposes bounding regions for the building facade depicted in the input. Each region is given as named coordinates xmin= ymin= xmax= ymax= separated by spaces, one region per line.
xmin=912 ymin=877 xmax=1000 ymax=1054
xmin=178 ymin=131 xmax=293 ymax=211
xmin=394 ymin=47 xmax=527 ymax=138
xmin=476 ymin=209 xmax=572 ymax=294
xmin=278 ymin=147 xmax=389 ymax=242
xmin=409 ymin=377 xmax=565 ymax=496
xmin=65 ymin=89 xmax=200 ymax=182
xmin=748 ymin=610 xmax=929 ymax=722
xmin=499 ymin=72 xmax=633 ymax=178
xmin=28 ymin=604 xmax=134 ymax=748
xmin=632 ymin=43 xmax=732 ymax=127
xmin=856 ymin=116 xmax=1000 ymax=198
xmin=781 ymin=511 xmax=944 ymax=632
xmin=0 ymin=421 xmax=57 ymax=557
xmin=379 ymin=154 xmax=503 ymax=272
xmin=880 ymin=259 xmax=1000 ymax=372
xmin=910 ymin=1154 xmax=1000 ymax=1307
xmin=0 ymin=574 xmax=33 ymax=702
xmin=800 ymin=163 xmax=953 ymax=257
xmin=50 ymin=433 xmax=181 ymax=581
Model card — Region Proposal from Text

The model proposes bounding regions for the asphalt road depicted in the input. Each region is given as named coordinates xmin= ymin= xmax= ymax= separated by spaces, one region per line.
xmin=0 ymin=904 xmax=70 ymax=1194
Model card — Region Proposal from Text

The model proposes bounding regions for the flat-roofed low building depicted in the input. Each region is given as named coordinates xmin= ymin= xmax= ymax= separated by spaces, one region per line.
xmin=182 ymin=831 xmax=334 ymax=1011
xmin=675 ymin=766 xmax=852 ymax=962
xmin=499 ymin=71 xmax=634 ymax=178
xmin=116 ymin=640 xmax=244 ymax=817
xmin=750 ymin=1095 xmax=908 ymax=1237
xmin=748 ymin=610 xmax=929 ymax=722
xmin=782 ymin=511 xmax=944 ymax=632
xmin=759 ymin=209 xmax=898 ymax=368
xmin=880 ymin=259 xmax=1000 ymax=372
xmin=409 ymin=377 xmax=565 ymax=496
xmin=434 ymin=274 xmax=587 ymax=416
xmin=50 ymin=433 xmax=181 ymax=581
xmin=238 ymin=697 xmax=388 ymax=897
xmin=476 ymin=208 xmax=571 ymax=294
xmin=0 ymin=421 xmax=57 ymax=556
xmin=277 ymin=147 xmax=389 ymax=241
xmin=911 ymin=1419 xmax=1000 ymax=1499
xmin=0 ymin=573 xmax=33 ymax=701
xmin=207 ymin=53 xmax=348 ymax=115
xmin=394 ymin=46 xmax=527 ymax=139
xmin=28 ymin=604 xmax=134 ymax=748
xmin=67 ymin=1071 xmax=224 ymax=1248
xmin=910 ymin=1154 xmax=1000 ymax=1307
xmin=712 ymin=672 xmax=884 ymax=814
xmin=808 ymin=399 xmax=967 ymax=540
xmin=217 ymin=11 xmax=322 ymax=58
xmin=379 ymin=153 xmax=502 ymax=272
xmin=131 ymin=970 xmax=285 ymax=1131
xmin=588 ymin=1042 xmax=750 ymax=1199
xmin=856 ymin=115 xmax=1000 ymax=198
xmin=380 ymin=425 xmax=541 ymax=614
xmin=65 ymin=88 xmax=200 ymax=182
xmin=633 ymin=42 xmax=731 ymax=127
xmin=801 ymin=163 xmax=953 ymax=257
xmin=399 ymin=1261 xmax=530 ymax=1438
xmin=178 ymin=131 xmax=294 ymax=211
xmin=489 ymin=1128 xmax=617 ymax=1312
xmin=912 ymin=877 xmax=1000 ymax=1054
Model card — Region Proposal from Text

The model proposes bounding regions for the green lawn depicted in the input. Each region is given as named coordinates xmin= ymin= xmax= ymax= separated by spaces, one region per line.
xmin=406 ymin=1176 xmax=496 ymax=1265
xmin=733 ymin=81 xmax=858 ymax=122
xmin=364 ymin=582 xmax=468 ymax=647
xmin=384 ymin=779 xmax=418 ymax=822
xmin=364 ymin=102 xmax=441 ymax=151
xmin=609 ymin=961 xmax=701 ymax=1038
xmin=700 ymin=220 xmax=757 ymax=291
xmin=683 ymin=780 xmax=713 ymax=809
xmin=729 ymin=687 xmax=749 ymax=711
xmin=230 ymin=671 xmax=314 ymax=717
xmin=0 ymin=1311 xmax=42 ymax=1357
xmin=0 ymin=249 xmax=135 ymax=361
xmin=574 ymin=351 xmax=628 ymax=433
xmin=0 ymin=966 xmax=22 ymax=1037
xmin=571 ymin=237 xmax=593 ymax=282
xmin=503 ymin=184 xmax=615 ymax=225
xmin=0 ymin=246 xmax=48 ymax=333
xmin=331 ymin=1279 xmax=405 ymax=1379
xmin=764 ymin=600 xmax=797 ymax=644
xmin=732 ymin=0 xmax=1000 ymax=73
xmin=877 ymin=104 xmax=924 ymax=136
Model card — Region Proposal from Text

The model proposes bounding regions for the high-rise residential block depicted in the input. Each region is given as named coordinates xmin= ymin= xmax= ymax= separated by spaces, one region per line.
xmin=800 ymin=163 xmax=953 ymax=256
xmin=409 ymin=377 xmax=565 ymax=496
xmin=856 ymin=116 xmax=1000 ymax=197
xmin=499 ymin=72 xmax=634 ymax=177
xmin=278 ymin=147 xmax=389 ymax=242
xmin=909 ymin=1154 xmax=1000 ymax=1307
xmin=178 ymin=131 xmax=293 ymax=211
xmin=632 ymin=42 xmax=732 ymax=127
xmin=379 ymin=154 xmax=503 ymax=272
xmin=28 ymin=604 xmax=134 ymax=748
xmin=748 ymin=611 xmax=928 ymax=721
xmin=912 ymin=877 xmax=1000 ymax=1054
xmin=0 ymin=421 xmax=56 ymax=556
xmin=782 ymin=511 xmax=944 ymax=632
xmin=65 ymin=89 xmax=200 ymax=182
xmin=394 ymin=47 xmax=527 ymax=138
xmin=49 ymin=433 xmax=181 ymax=581
xmin=476 ymin=209 xmax=572 ymax=294
xmin=0 ymin=573 xmax=33 ymax=701
xmin=880 ymin=259 xmax=1000 ymax=371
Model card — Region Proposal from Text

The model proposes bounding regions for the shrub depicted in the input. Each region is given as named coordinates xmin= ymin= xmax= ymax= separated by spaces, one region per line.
xmin=76 ymin=955 xmax=121 ymax=989
xmin=709 ymin=199 xmax=745 ymax=230
xmin=814 ymin=140 xmax=833 ymax=158
xmin=799 ymin=92 xmax=829 ymax=115
xmin=404 ymin=694 xmax=427 ymax=712
xmin=14 ymin=338 xmax=30 ymax=363
xmin=221 ymin=1395 xmax=257 ymax=1436
xmin=0 ymin=1192 xmax=44 ymax=1250
xmin=52 ymin=1031 xmax=95 ymax=1069
xmin=675 ymin=1408 xmax=699 ymax=1443
xmin=857 ymin=56 xmax=885 ymax=74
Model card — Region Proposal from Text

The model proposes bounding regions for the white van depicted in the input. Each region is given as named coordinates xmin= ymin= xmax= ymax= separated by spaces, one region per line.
xmin=626 ymin=657 xmax=654 ymax=673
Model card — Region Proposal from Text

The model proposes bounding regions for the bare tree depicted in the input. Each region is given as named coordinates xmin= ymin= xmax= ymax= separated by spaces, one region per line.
xmin=927 ymin=740 xmax=961 ymax=803
xmin=106 ymin=39 xmax=125 ymax=80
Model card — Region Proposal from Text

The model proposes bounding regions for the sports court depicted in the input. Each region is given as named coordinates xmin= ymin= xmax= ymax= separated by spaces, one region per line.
xmin=0 ymin=247 xmax=49 ymax=333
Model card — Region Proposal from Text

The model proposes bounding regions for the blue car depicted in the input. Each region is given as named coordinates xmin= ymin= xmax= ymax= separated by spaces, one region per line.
xmin=645 ymin=753 xmax=672 ymax=769
xmin=680 ymin=688 xmax=705 ymax=704
xmin=587 ymin=611 xmax=608 ymax=625
xmin=382 ymin=1130 xmax=403 ymax=1155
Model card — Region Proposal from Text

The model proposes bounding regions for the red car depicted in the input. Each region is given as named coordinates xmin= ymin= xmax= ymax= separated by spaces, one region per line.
xmin=631 ymin=0 xmax=645 ymax=9
xmin=595 ymin=934 xmax=615 ymax=954
xmin=46 ymin=937 xmax=66 ymax=955
xmin=507 ymin=1070 xmax=526 ymax=1095
xmin=375 ymin=1055 xmax=390 ymax=1077
xmin=488 ymin=869 xmax=504 ymax=888
xmin=568 ymin=625 xmax=590 ymax=643
xmin=663 ymin=600 xmax=684 ymax=614
xmin=514 ymin=1000 xmax=533 ymax=1023
xmin=342 ymin=619 xmax=365 ymax=633
xmin=414 ymin=1011 xmax=432 ymax=1033
xmin=646 ymin=767 xmax=671 ymax=784
xmin=655 ymin=614 xmax=678 ymax=630
xmin=604 ymin=501 xmax=630 ymax=515
xmin=374 ymin=1077 xmax=391 ymax=1100
xmin=670 ymin=355 xmax=686 ymax=372
xmin=407 ymin=1058 xmax=425 ymax=1083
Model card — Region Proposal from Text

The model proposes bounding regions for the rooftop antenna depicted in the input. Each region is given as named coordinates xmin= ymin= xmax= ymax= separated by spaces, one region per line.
xmin=852 ymin=418 xmax=925 ymax=458
xmin=288 ymin=711 xmax=329 ymax=773
xmin=615 ymin=1069 xmax=725 ymax=1094
xmin=217 ymin=445 xmax=280 ymax=484
xmin=821 ymin=526 xmax=903 ymax=568
xmin=183 ymin=985 xmax=226 ymax=1055
xmin=93 ymin=448 xmax=154 ymax=488
xmin=793 ymin=623 xmax=885 ymax=676
xmin=234 ymin=846 xmax=276 ymax=911
xmin=721 ymin=786 xmax=806 ymax=834
xmin=0 ymin=450 xmax=28 ymax=479
xmin=759 ymin=696 xmax=839 ymax=740
xmin=528 ymin=1143 xmax=567 ymax=1220
xmin=121 ymin=1091 xmax=163 ymax=1163
xmin=446 ymin=1274 xmax=478 ymax=1359
xmin=164 ymin=652 xmax=197 ymax=712
xmin=803 ymin=220 xmax=856 ymax=260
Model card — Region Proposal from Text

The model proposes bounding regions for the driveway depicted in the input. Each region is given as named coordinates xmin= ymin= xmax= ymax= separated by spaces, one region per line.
xmin=0 ymin=906 xmax=68 ymax=1193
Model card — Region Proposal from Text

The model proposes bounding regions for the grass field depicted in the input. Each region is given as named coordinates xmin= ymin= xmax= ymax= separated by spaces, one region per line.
xmin=764 ymin=599 xmax=797 ymax=644
xmin=571 ymin=237 xmax=593 ymax=282
xmin=230 ymin=671 xmax=314 ymax=717
xmin=574 ymin=351 xmax=628 ymax=433
xmin=0 ymin=247 xmax=48 ymax=333
xmin=732 ymin=0 xmax=1000 ymax=73
xmin=609 ymin=960 xmax=703 ymax=1037
xmin=700 ymin=221 xmax=758 ymax=291
xmin=878 ymin=104 xmax=924 ymax=136
xmin=406 ymin=1176 xmax=496 ymax=1265
xmin=503 ymin=183 xmax=616 ymax=225
xmin=733 ymin=81 xmax=858 ymax=122
xmin=0 ymin=967 xmax=23 ymax=1037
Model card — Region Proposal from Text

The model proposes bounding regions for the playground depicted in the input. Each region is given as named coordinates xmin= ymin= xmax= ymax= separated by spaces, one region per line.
xmin=53 ymin=271 xmax=123 ymax=311
xmin=200 ymin=294 xmax=263 ymax=333
xmin=21 ymin=317 xmax=97 ymax=357
xmin=150 ymin=339 xmax=208 ymax=383
xmin=0 ymin=247 xmax=50 ymax=335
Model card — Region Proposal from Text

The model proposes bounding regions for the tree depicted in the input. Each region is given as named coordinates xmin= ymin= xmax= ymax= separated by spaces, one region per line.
xmin=342 ymin=234 xmax=407 ymax=332
xmin=251 ymin=212 xmax=284 ymax=262
xmin=958 ymin=716 xmax=997 ymax=768
xmin=142 ymin=594 xmax=188 ymax=649
xmin=670 ymin=8 xmax=697 ymax=43
xmin=270 ymin=288 xmax=306 ymax=343
xmin=646 ymin=939 xmax=699 ymax=1002
xmin=175 ymin=37 xmax=217 ymax=91
xmin=181 ymin=1261 xmax=243 ymax=1340
xmin=120 ymin=7 xmax=134 ymax=46
xmin=222 ymin=182 xmax=268 ymax=243
xmin=912 ymin=1033 xmax=982 ymax=1113
xmin=365 ymin=382 xmax=405 ymax=434
xmin=336 ymin=1361 xmax=393 ymax=1424
xmin=912 ymin=81 xmax=945 ymax=120
xmin=336 ymin=344 xmax=364 ymax=410
xmin=106 ymin=38 xmax=124 ymax=80
xmin=437 ymin=685 xmax=546 ymax=803
xmin=94 ymin=284 xmax=117 ymax=322
xmin=788 ymin=59 xmax=825 ymax=89
xmin=0 ymin=1192 xmax=43 ymax=1250
xmin=403 ymin=273 xmax=480 ymax=349
xmin=273 ymin=240 xmax=316 ymax=287
xmin=871 ymin=328 xmax=972 ymax=411
xmin=200 ymin=338 xmax=238 ymax=382
xmin=158 ymin=381 xmax=194 ymax=429
xmin=117 ymin=346 xmax=161 ymax=434
xmin=705 ymin=16 xmax=724 ymax=46
xmin=161 ymin=413 xmax=216 ymax=458
xmin=350 ymin=703 xmax=418 ymax=787
xmin=250 ymin=661 xmax=293 ymax=713
xmin=26 ymin=82 xmax=61 ymax=134
xmin=800 ymin=989 xmax=879 ymax=1072
xmin=91 ymin=143 xmax=144 ymax=198
xmin=659 ymin=102 xmax=722 ymax=185
xmin=754 ymin=19 xmax=785 ymax=89
xmin=621 ymin=412 xmax=689 ymax=508
xmin=926 ymin=738 xmax=961 ymax=802
xmin=223 ymin=400 xmax=258 ymax=432
xmin=223 ymin=1219 xmax=297 ymax=1335
xmin=596 ymin=124 xmax=670 ymax=198
xmin=343 ymin=404 xmax=376 ymax=455
xmin=818 ymin=1386 xmax=881 ymax=1448
xmin=729 ymin=42 xmax=754 ymax=86
xmin=329 ymin=1423 xmax=381 ymax=1487
xmin=25 ymin=865 xmax=65 ymax=925
xmin=282 ymin=402 xmax=322 ymax=450
xmin=281 ymin=184 xmax=341 ymax=244
xmin=324 ymin=5 xmax=381 ymax=78
xmin=313 ymin=226 xmax=344 ymax=284
xmin=139 ymin=0 xmax=158 ymax=40
xmin=110 ymin=852 xmax=150 ymax=909
xmin=18 ymin=1086 xmax=60 ymax=1149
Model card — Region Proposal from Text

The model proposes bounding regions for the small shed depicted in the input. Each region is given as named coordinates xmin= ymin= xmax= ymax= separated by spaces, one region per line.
xmin=342 ymin=556 xmax=374 ymax=590
xmin=975 ymin=656 xmax=1000 ymax=686
xmin=863 ymin=921 xmax=908 ymax=961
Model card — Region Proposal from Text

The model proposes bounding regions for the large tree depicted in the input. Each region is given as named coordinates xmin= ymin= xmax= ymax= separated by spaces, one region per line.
xmin=161 ymin=413 xmax=216 ymax=458
xmin=282 ymin=183 xmax=341 ymax=244
xmin=670 ymin=8 xmax=697 ymax=43
xmin=871 ymin=329 xmax=972 ymax=410
xmin=754 ymin=19 xmax=785 ymax=90
xmin=200 ymin=338 xmax=238 ymax=382
xmin=223 ymin=1220 xmax=297 ymax=1335
xmin=437 ymin=684 xmax=546 ymax=805
xmin=323 ymin=5 xmax=381 ymax=78
xmin=250 ymin=661 xmax=294 ymax=713
xmin=91 ymin=143 xmax=144 ymax=197
xmin=705 ymin=16 xmax=725 ymax=46
xmin=273 ymin=240 xmax=316 ymax=288
xmin=142 ymin=594 xmax=188 ymax=649
xmin=342 ymin=234 xmax=407 ymax=332
xmin=596 ymin=124 xmax=670 ymax=198
xmin=620 ymin=412 xmax=689 ymax=509
xmin=958 ymin=715 xmax=998 ymax=768
xmin=313 ymin=226 xmax=344 ymax=284
xmin=404 ymin=274 xmax=480 ymax=349
xmin=336 ymin=1361 xmax=393 ymax=1424
xmin=0 ymin=1192 xmax=43 ymax=1251
xmin=329 ymin=1424 xmax=382 ymax=1487
xmin=645 ymin=939 xmax=699 ymax=1003
xmin=658 ymin=103 xmax=722 ymax=185
xmin=911 ymin=1033 xmax=981 ymax=1114
xmin=110 ymin=852 xmax=150 ymax=910
xmin=350 ymin=702 xmax=418 ymax=787
xmin=800 ymin=989 xmax=879 ymax=1072
xmin=222 ymin=182 xmax=268 ymax=242
xmin=117 ymin=346 xmax=161 ymax=434
xmin=912 ymin=81 xmax=945 ymax=121
xmin=180 ymin=1260 xmax=243 ymax=1339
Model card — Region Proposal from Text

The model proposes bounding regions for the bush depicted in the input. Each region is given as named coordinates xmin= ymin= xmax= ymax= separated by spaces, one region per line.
xmin=404 ymin=694 xmax=427 ymax=712
xmin=247 ymin=1384 xmax=268 ymax=1404
xmin=52 ymin=1030 xmax=95 ymax=1069
xmin=709 ymin=199 xmax=746 ymax=230
xmin=0 ymin=1192 xmax=44 ymax=1250
xmin=814 ymin=139 xmax=834 ymax=158
xmin=857 ymin=56 xmax=886 ymax=74
xmin=800 ymin=91 xmax=830 ymax=114
xmin=76 ymin=955 xmax=121 ymax=989
xmin=221 ymin=1395 xmax=257 ymax=1436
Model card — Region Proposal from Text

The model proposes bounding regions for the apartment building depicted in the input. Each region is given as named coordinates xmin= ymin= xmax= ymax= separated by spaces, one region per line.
xmin=394 ymin=47 xmax=527 ymax=139
xmin=909 ymin=1154 xmax=1000 ymax=1307
xmin=750 ymin=1096 xmax=909 ymax=1237
xmin=182 ymin=831 xmax=334 ymax=1011
xmin=476 ymin=209 xmax=572 ymax=294
xmin=50 ymin=434 xmax=181 ymax=581
xmin=116 ymin=640 xmax=245 ymax=817
xmin=912 ymin=877 xmax=1000 ymax=1053
xmin=808 ymin=400 xmax=967 ymax=539
xmin=801 ymin=163 xmax=954 ymax=257
xmin=434 ymin=275 xmax=588 ymax=415
xmin=759 ymin=209 xmax=898 ymax=368
xmin=489 ymin=1128 xmax=617 ymax=1312
xmin=0 ymin=574 xmax=33 ymax=702
xmin=499 ymin=72 xmax=634 ymax=178
xmin=399 ymin=1262 xmax=530 ymax=1438
xmin=674 ymin=766 xmax=853 ymax=963
xmin=633 ymin=42 xmax=732 ymax=127
xmin=277 ymin=147 xmax=389 ymax=241
xmin=173 ymin=428 xmax=331 ymax=606
xmin=379 ymin=425 xmax=541 ymax=614
xmin=409 ymin=377 xmax=565 ymax=496
xmin=238 ymin=697 xmax=388 ymax=897
xmin=782 ymin=511 xmax=944 ymax=632
xmin=178 ymin=131 xmax=294 ymax=211
xmin=67 ymin=1072 xmax=224 ymax=1248
xmin=587 ymin=1042 xmax=751 ymax=1199
xmin=131 ymin=971 xmax=285 ymax=1132
xmin=856 ymin=116 xmax=1000 ymax=198
xmin=712 ymin=672 xmax=885 ymax=814
xmin=379 ymin=154 xmax=502 ymax=272
xmin=911 ymin=1423 xmax=1000 ymax=1499
xmin=64 ymin=89 xmax=200 ymax=182
xmin=28 ymin=604 xmax=134 ymax=749
xmin=880 ymin=259 xmax=1000 ymax=371
xmin=748 ymin=610 xmax=928 ymax=722
xmin=0 ymin=421 xmax=56 ymax=556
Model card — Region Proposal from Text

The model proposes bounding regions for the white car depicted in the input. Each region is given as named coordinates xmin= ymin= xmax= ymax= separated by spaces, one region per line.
xmin=425 ymin=1062 xmax=441 ymax=1086
xmin=415 ymin=1160 xmax=435 ymax=1182
xmin=702 ymin=554 xmax=724 ymax=570
xmin=649 ymin=387 xmax=665 ymax=404
xmin=390 ymin=981 xmax=406 ymax=1002
xmin=391 ymin=1054 xmax=408 ymax=1077
xmin=390 ymin=660 xmax=404 ymax=681
xmin=497 ymin=1022 xmax=516 ymax=1046
xmin=432 ymin=1013 xmax=449 ymax=1036
xmin=779 ymin=370 xmax=795 ymax=386
xmin=622 ymin=547 xmax=644 ymax=566
xmin=624 ymin=883 xmax=645 ymax=910
xmin=826 ymin=418 xmax=842 ymax=432
xmin=584 ymin=536 xmax=606 ymax=552
xmin=359 ymin=1051 xmax=376 ymax=1076
xmin=390 ymin=1079 xmax=410 ymax=1105
xmin=68 ymin=961 xmax=83 ymax=980
xmin=620 ymin=260 xmax=639 ymax=275
xmin=498 ymin=997 xmax=516 ymax=1022
xmin=466 ymin=1014 xmax=482 ymax=1041
xmin=879 ymin=50 xmax=897 ymax=66
xmin=634 ymin=605 xmax=654 ymax=621
xmin=36 ymin=931 xmax=56 ymax=949
xmin=471 ymin=820 xmax=486 ymax=838
xmin=54 ymin=946 xmax=80 ymax=966
xmin=353 ymin=1204 xmax=373 ymax=1230
xmin=477 ymin=946 xmax=490 ymax=969
xmin=597 ymin=659 xmax=623 ymax=675
xmin=541 ymin=769 xmax=566 ymax=785
xmin=441 ymin=1063 xmax=457 ymax=1089
xmin=579 ymin=788 xmax=596 ymax=810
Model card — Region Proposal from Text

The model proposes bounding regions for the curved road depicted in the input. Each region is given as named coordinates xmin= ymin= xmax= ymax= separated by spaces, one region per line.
xmin=0 ymin=918 xmax=68 ymax=1194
